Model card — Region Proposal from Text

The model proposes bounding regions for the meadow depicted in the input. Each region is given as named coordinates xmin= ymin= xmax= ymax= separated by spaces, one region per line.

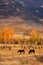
xmin=0 ymin=44 xmax=43 ymax=65
xmin=0 ymin=28 xmax=43 ymax=65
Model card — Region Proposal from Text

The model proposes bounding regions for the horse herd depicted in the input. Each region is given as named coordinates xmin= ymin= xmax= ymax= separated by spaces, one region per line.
xmin=0 ymin=45 xmax=43 ymax=54
xmin=17 ymin=49 xmax=35 ymax=54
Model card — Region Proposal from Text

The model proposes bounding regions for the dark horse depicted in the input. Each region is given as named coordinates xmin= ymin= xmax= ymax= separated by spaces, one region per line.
xmin=29 ymin=49 xmax=35 ymax=54
xmin=17 ymin=50 xmax=25 ymax=54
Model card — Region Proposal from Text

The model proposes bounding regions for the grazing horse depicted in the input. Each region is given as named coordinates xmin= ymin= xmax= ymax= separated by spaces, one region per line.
xmin=29 ymin=49 xmax=35 ymax=54
xmin=17 ymin=50 xmax=25 ymax=54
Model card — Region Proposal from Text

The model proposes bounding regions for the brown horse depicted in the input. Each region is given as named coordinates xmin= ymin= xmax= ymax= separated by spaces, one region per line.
xmin=17 ymin=50 xmax=25 ymax=54
xmin=29 ymin=49 xmax=35 ymax=54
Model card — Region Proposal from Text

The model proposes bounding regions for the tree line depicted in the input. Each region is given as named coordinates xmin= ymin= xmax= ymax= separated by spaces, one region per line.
xmin=0 ymin=27 xmax=43 ymax=45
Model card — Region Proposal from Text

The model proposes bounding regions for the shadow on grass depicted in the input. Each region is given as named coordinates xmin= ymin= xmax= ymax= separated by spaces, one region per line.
xmin=37 ymin=55 xmax=43 ymax=63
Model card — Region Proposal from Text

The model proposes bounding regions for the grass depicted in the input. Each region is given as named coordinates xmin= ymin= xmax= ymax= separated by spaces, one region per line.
xmin=0 ymin=44 xmax=43 ymax=65
xmin=0 ymin=55 xmax=43 ymax=65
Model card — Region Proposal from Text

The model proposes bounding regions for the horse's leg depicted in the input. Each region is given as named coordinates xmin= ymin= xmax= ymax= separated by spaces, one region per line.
xmin=29 ymin=51 xmax=31 ymax=54
xmin=20 ymin=51 xmax=21 ymax=54
xmin=24 ymin=51 xmax=25 ymax=54
xmin=34 ymin=50 xmax=35 ymax=53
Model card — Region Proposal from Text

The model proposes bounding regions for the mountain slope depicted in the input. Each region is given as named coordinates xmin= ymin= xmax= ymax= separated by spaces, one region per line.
xmin=0 ymin=0 xmax=43 ymax=34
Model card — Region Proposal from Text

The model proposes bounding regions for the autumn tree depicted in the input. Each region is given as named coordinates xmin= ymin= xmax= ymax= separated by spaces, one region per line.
xmin=2 ymin=27 xmax=10 ymax=43
xmin=36 ymin=34 xmax=42 ymax=45
xmin=15 ymin=37 xmax=21 ymax=44
xmin=10 ymin=28 xmax=15 ymax=43
xmin=29 ymin=29 xmax=37 ymax=44
xmin=0 ymin=30 xmax=3 ymax=43
xmin=29 ymin=29 xmax=41 ymax=45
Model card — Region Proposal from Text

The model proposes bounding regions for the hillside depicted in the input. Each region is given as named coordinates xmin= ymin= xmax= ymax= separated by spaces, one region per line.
xmin=0 ymin=0 xmax=43 ymax=34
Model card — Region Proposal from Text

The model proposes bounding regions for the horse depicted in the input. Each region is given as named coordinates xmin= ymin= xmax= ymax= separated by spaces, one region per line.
xmin=17 ymin=49 xmax=25 ymax=54
xmin=29 ymin=49 xmax=35 ymax=54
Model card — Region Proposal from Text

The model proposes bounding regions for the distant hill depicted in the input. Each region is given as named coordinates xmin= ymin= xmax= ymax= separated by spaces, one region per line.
xmin=0 ymin=0 xmax=43 ymax=34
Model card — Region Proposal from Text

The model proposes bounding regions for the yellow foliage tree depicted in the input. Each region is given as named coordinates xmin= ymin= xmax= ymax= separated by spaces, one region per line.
xmin=2 ymin=27 xmax=10 ymax=43
xmin=10 ymin=28 xmax=15 ymax=39
xmin=30 ymin=29 xmax=37 ymax=38
xmin=29 ymin=29 xmax=41 ymax=44
xmin=9 ymin=28 xmax=15 ymax=43
xmin=0 ymin=30 xmax=3 ymax=43
xmin=16 ymin=37 xmax=20 ymax=42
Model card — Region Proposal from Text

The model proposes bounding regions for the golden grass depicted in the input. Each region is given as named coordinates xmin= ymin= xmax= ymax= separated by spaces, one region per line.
xmin=0 ymin=44 xmax=43 ymax=65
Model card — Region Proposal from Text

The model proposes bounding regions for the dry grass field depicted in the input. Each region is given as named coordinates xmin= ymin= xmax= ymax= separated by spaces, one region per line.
xmin=0 ymin=28 xmax=43 ymax=65
xmin=0 ymin=44 xmax=43 ymax=65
